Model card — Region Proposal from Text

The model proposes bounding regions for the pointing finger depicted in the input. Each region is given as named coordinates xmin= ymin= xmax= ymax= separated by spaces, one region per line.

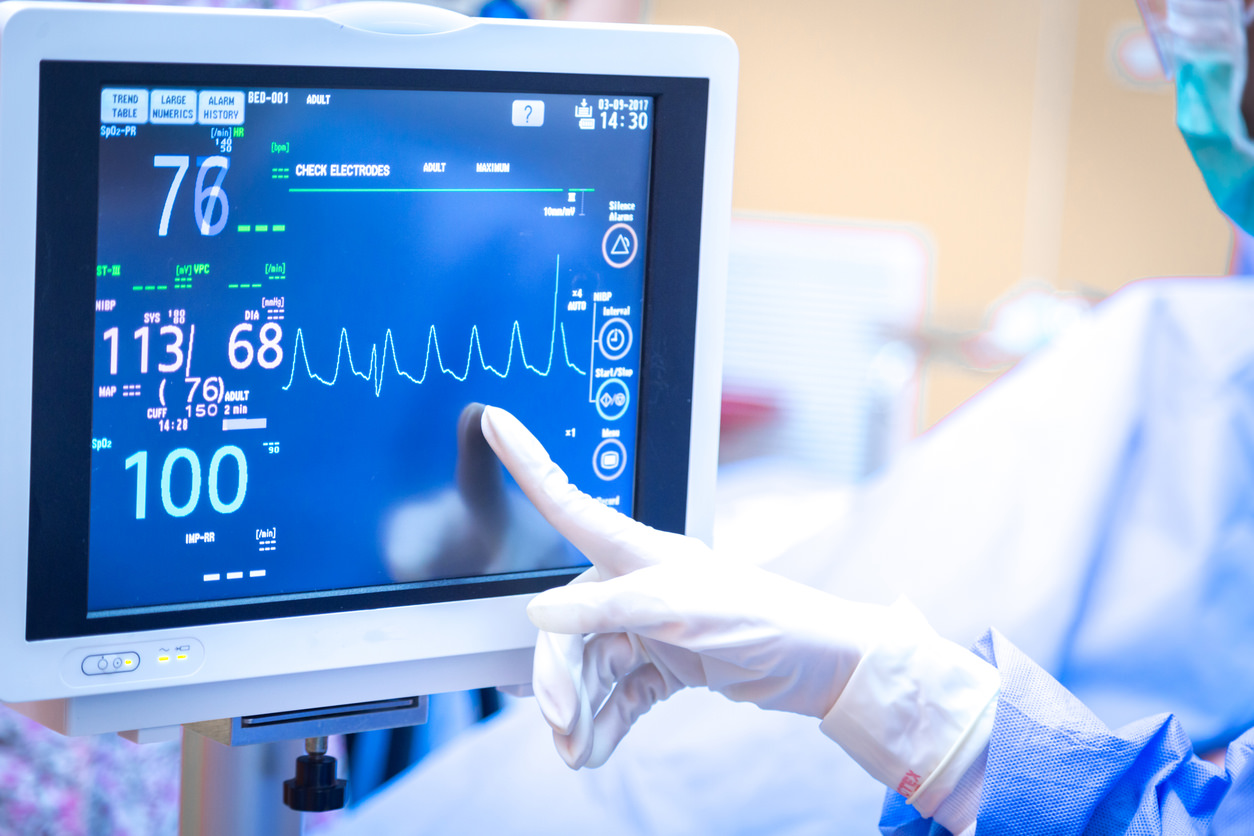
xmin=481 ymin=405 xmax=672 ymax=577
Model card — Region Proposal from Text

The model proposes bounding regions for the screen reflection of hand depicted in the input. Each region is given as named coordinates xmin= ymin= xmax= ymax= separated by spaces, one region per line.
xmin=382 ymin=402 xmax=573 ymax=583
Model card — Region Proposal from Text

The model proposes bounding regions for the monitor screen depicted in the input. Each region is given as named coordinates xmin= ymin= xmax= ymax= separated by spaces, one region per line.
xmin=28 ymin=61 xmax=707 ymax=641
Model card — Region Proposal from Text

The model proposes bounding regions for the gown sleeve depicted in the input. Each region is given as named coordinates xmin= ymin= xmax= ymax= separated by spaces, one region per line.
xmin=878 ymin=629 xmax=1254 ymax=836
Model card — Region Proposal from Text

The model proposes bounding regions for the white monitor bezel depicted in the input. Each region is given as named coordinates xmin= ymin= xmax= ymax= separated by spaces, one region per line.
xmin=0 ymin=1 xmax=735 ymax=726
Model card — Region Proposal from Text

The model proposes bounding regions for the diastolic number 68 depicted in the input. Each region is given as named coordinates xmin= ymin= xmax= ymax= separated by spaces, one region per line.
xmin=229 ymin=322 xmax=283 ymax=370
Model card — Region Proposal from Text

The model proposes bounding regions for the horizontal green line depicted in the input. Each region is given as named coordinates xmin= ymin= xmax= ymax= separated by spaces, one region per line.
xmin=288 ymin=187 xmax=595 ymax=194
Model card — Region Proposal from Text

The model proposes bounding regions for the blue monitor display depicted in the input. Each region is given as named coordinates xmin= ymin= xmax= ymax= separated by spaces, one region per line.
xmin=88 ymin=85 xmax=652 ymax=616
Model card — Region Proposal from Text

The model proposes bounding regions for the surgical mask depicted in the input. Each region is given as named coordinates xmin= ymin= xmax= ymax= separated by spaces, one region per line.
xmin=1139 ymin=0 xmax=1254 ymax=235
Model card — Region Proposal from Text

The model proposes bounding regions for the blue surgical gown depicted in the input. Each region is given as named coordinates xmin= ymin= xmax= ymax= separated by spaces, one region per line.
xmin=881 ymin=630 xmax=1254 ymax=834
xmin=872 ymin=277 xmax=1254 ymax=834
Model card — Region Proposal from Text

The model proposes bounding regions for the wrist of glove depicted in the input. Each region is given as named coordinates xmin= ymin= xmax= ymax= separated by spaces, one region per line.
xmin=819 ymin=598 xmax=998 ymax=817
xmin=482 ymin=405 xmax=999 ymax=815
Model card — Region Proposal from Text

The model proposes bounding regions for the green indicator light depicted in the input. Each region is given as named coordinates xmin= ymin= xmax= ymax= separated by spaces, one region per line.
xmin=144 ymin=285 xmax=155 ymax=291
xmin=255 ymin=224 xmax=269 ymax=232
xmin=157 ymin=285 xmax=168 ymax=290
xmin=238 ymin=225 xmax=251 ymax=232
xmin=272 ymin=224 xmax=286 ymax=232
xmin=132 ymin=285 xmax=142 ymax=291
xmin=228 ymin=284 xmax=239 ymax=289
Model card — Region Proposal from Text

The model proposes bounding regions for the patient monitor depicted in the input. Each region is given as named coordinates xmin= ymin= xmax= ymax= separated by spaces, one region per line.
xmin=0 ymin=1 xmax=736 ymax=739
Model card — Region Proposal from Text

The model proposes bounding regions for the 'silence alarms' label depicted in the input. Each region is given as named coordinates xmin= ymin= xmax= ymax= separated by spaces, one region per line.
xmin=89 ymin=87 xmax=653 ymax=615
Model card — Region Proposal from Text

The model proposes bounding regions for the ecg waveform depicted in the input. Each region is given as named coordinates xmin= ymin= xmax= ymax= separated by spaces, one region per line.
xmin=283 ymin=256 xmax=587 ymax=397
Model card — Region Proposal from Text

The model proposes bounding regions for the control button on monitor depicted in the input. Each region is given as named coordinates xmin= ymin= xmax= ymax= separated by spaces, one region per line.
xmin=511 ymin=100 xmax=545 ymax=126
xmin=197 ymin=90 xmax=245 ymax=126
xmin=601 ymin=223 xmax=638 ymax=268
xmin=592 ymin=438 xmax=627 ymax=481
xmin=594 ymin=378 xmax=630 ymax=421
xmin=597 ymin=317 xmax=633 ymax=361
xmin=100 ymin=88 xmax=149 ymax=125
xmin=149 ymin=89 xmax=197 ymax=125
xmin=81 ymin=652 xmax=140 ymax=676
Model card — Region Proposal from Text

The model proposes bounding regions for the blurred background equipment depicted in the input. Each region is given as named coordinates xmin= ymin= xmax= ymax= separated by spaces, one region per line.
xmin=718 ymin=215 xmax=928 ymax=480
xmin=650 ymin=0 xmax=1229 ymax=428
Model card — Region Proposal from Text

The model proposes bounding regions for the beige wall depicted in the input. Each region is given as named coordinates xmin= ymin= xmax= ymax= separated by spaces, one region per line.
xmin=649 ymin=0 xmax=1232 ymax=427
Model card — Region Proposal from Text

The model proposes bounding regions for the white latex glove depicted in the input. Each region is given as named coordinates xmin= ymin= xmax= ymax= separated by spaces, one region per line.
xmin=480 ymin=406 xmax=999 ymax=818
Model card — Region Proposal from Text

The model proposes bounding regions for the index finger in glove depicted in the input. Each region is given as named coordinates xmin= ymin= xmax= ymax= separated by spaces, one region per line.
xmin=527 ymin=562 xmax=716 ymax=644
xmin=481 ymin=405 xmax=682 ymax=577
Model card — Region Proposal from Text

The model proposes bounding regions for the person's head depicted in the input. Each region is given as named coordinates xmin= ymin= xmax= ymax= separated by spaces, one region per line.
xmin=1139 ymin=0 xmax=1254 ymax=235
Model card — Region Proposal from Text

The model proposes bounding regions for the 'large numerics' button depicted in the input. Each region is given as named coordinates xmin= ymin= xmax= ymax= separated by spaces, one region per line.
xmin=81 ymin=652 xmax=140 ymax=676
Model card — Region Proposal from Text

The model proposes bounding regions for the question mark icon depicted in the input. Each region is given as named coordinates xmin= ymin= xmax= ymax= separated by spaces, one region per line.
xmin=524 ymin=105 xmax=533 ymax=124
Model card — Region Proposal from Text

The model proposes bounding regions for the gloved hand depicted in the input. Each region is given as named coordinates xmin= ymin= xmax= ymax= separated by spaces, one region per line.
xmin=480 ymin=406 xmax=1000 ymax=818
